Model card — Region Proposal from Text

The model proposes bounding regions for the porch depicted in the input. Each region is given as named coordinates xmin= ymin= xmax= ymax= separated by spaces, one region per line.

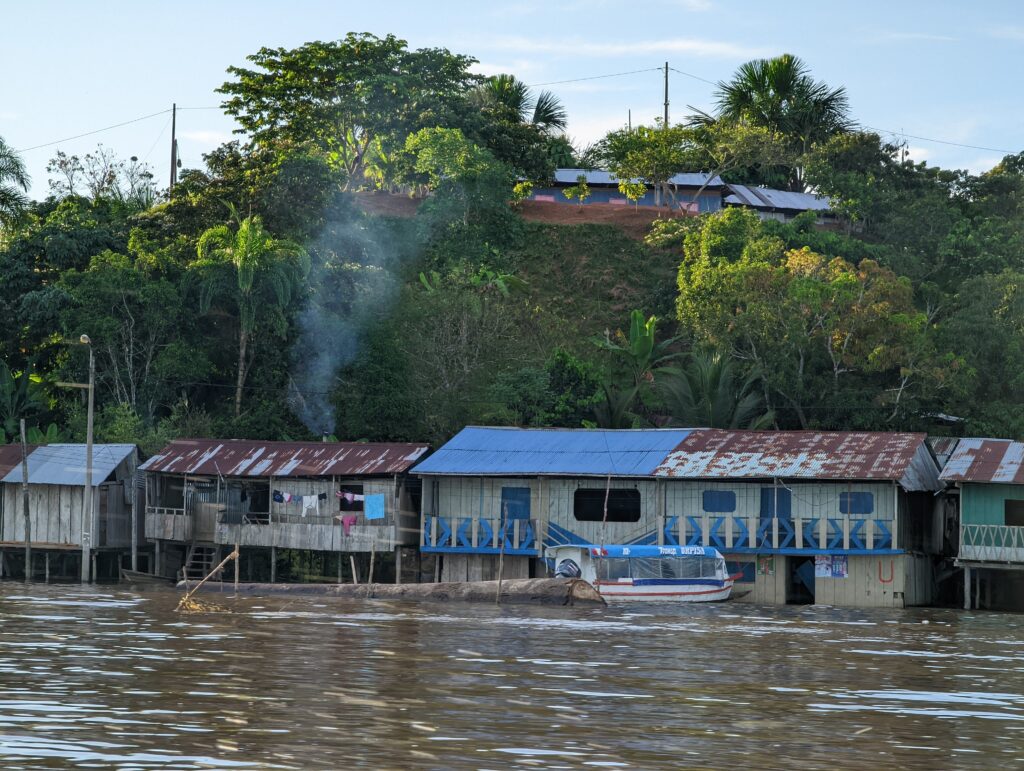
xmin=959 ymin=524 xmax=1024 ymax=563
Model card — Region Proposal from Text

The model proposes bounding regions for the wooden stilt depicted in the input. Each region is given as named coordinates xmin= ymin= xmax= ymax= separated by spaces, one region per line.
xmin=45 ymin=553 xmax=49 ymax=583
xmin=350 ymin=554 xmax=359 ymax=585
xmin=337 ymin=554 xmax=342 ymax=584
xmin=270 ymin=546 xmax=276 ymax=583
xmin=395 ymin=547 xmax=402 ymax=585
xmin=964 ymin=566 xmax=971 ymax=610
xmin=155 ymin=540 xmax=162 ymax=577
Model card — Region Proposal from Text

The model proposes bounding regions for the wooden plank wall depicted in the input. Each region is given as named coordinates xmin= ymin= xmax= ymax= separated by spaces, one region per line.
xmin=433 ymin=477 xmax=899 ymax=545
xmin=1 ymin=483 xmax=85 ymax=546
xmin=215 ymin=522 xmax=397 ymax=552
xmin=145 ymin=512 xmax=191 ymax=542
xmin=440 ymin=554 xmax=530 ymax=582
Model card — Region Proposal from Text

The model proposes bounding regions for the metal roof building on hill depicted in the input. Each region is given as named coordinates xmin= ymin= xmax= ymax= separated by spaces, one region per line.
xmin=939 ymin=438 xmax=1024 ymax=484
xmin=724 ymin=184 xmax=832 ymax=213
xmin=552 ymin=168 xmax=725 ymax=188
xmin=412 ymin=427 xmax=939 ymax=490
xmin=139 ymin=439 xmax=430 ymax=478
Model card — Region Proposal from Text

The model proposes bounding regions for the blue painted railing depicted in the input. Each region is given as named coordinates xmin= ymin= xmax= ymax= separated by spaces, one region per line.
xmin=661 ymin=514 xmax=898 ymax=555
xmin=421 ymin=516 xmax=540 ymax=555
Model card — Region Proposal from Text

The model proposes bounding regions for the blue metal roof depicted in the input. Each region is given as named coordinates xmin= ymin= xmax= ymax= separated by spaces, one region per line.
xmin=0 ymin=444 xmax=135 ymax=486
xmin=411 ymin=427 xmax=693 ymax=477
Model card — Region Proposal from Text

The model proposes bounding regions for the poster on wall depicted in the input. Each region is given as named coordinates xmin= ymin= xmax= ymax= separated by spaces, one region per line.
xmin=831 ymin=555 xmax=848 ymax=578
xmin=757 ymin=556 xmax=775 ymax=576
xmin=814 ymin=555 xmax=833 ymax=578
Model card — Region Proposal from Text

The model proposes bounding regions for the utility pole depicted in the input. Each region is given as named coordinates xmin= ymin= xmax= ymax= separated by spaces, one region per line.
xmin=663 ymin=62 xmax=670 ymax=126
xmin=82 ymin=336 xmax=95 ymax=583
xmin=20 ymin=419 xmax=30 ymax=583
xmin=169 ymin=103 xmax=178 ymax=189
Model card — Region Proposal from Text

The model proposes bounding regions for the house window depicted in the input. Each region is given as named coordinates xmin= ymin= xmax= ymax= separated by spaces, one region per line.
xmin=1005 ymin=500 xmax=1024 ymax=527
xmin=703 ymin=490 xmax=736 ymax=513
xmin=338 ymin=484 xmax=364 ymax=512
xmin=501 ymin=487 xmax=531 ymax=521
xmin=760 ymin=487 xmax=792 ymax=520
xmin=840 ymin=492 xmax=874 ymax=515
xmin=573 ymin=489 xmax=641 ymax=522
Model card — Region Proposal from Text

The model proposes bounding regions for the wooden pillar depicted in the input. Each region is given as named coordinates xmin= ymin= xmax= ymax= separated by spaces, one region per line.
xmin=0 ymin=550 xmax=5 ymax=578
xmin=155 ymin=539 xmax=162 ymax=577
xmin=964 ymin=565 xmax=971 ymax=610
xmin=130 ymin=449 xmax=139 ymax=572
xmin=45 ymin=552 xmax=50 ymax=583
xmin=90 ymin=552 xmax=97 ymax=583
xmin=975 ymin=568 xmax=981 ymax=610
xmin=270 ymin=546 xmax=276 ymax=583
xmin=395 ymin=547 xmax=402 ymax=585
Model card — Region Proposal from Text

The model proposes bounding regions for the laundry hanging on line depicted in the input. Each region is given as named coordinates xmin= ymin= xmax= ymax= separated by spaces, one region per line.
xmin=301 ymin=495 xmax=319 ymax=516
xmin=336 ymin=490 xmax=366 ymax=503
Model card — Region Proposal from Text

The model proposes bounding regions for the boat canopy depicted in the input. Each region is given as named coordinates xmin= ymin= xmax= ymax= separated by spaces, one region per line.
xmin=555 ymin=544 xmax=723 ymax=559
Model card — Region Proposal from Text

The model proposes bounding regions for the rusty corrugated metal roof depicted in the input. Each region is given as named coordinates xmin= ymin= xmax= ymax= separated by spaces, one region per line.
xmin=139 ymin=439 xmax=430 ymax=478
xmin=0 ymin=444 xmax=33 ymax=480
xmin=654 ymin=430 xmax=937 ymax=489
xmin=412 ymin=428 xmax=939 ymax=490
xmin=939 ymin=438 xmax=1024 ymax=484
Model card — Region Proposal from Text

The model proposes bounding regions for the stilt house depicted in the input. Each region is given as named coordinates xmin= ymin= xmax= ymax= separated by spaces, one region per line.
xmin=140 ymin=439 xmax=429 ymax=581
xmin=413 ymin=427 xmax=944 ymax=608
xmin=942 ymin=438 xmax=1024 ymax=611
xmin=0 ymin=443 xmax=141 ymax=579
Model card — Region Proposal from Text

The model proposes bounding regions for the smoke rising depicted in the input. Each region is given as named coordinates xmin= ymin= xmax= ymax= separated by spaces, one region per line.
xmin=289 ymin=200 xmax=412 ymax=435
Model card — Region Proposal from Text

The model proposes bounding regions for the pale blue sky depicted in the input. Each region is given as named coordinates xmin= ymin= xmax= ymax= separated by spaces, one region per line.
xmin=4 ymin=0 xmax=1022 ymax=197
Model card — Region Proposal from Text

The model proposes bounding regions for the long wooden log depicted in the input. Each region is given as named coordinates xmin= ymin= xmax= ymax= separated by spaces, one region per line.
xmin=175 ymin=577 xmax=606 ymax=607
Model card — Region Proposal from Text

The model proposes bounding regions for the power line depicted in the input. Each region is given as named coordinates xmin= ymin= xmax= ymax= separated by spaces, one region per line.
xmin=669 ymin=66 xmax=718 ymax=87
xmin=862 ymin=126 xmax=1015 ymax=156
xmin=16 ymin=109 xmax=171 ymax=153
xmin=527 ymin=67 xmax=662 ymax=87
xmin=14 ymin=106 xmax=224 ymax=154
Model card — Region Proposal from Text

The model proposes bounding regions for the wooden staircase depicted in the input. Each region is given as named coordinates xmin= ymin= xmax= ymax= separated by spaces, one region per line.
xmin=182 ymin=544 xmax=222 ymax=582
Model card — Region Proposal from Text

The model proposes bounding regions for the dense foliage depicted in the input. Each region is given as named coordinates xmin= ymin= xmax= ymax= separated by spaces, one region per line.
xmin=1 ymin=38 xmax=1022 ymax=454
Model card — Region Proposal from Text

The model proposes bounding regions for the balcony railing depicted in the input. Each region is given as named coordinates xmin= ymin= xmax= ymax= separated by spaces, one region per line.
xmin=658 ymin=514 xmax=897 ymax=553
xmin=421 ymin=516 xmax=540 ymax=555
xmin=960 ymin=524 xmax=1024 ymax=563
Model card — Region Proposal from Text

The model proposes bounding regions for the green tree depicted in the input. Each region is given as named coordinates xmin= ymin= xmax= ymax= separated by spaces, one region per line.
xmin=219 ymin=33 xmax=479 ymax=188
xmin=473 ymin=74 xmax=568 ymax=134
xmin=617 ymin=179 xmax=647 ymax=209
xmin=562 ymin=174 xmax=591 ymax=207
xmin=693 ymin=54 xmax=851 ymax=189
xmin=0 ymin=137 xmax=30 ymax=230
xmin=0 ymin=360 xmax=46 ymax=443
xmin=193 ymin=214 xmax=310 ymax=416
xmin=659 ymin=350 xmax=774 ymax=429
xmin=600 ymin=122 xmax=691 ymax=207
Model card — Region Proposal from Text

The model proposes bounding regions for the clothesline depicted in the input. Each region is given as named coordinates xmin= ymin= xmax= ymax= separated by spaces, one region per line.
xmin=270 ymin=488 xmax=386 ymax=523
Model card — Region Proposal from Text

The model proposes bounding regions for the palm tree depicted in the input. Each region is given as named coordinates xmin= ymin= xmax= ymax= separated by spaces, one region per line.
xmin=692 ymin=54 xmax=851 ymax=189
xmin=659 ymin=351 xmax=774 ymax=429
xmin=194 ymin=213 xmax=309 ymax=417
xmin=0 ymin=137 xmax=30 ymax=230
xmin=475 ymin=74 xmax=568 ymax=134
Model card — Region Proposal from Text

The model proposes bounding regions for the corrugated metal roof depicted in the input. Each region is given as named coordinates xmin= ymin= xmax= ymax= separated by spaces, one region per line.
xmin=0 ymin=444 xmax=135 ymax=486
xmin=939 ymin=438 xmax=1024 ymax=484
xmin=411 ymin=427 xmax=693 ymax=477
xmin=553 ymin=168 xmax=724 ymax=188
xmin=656 ymin=430 xmax=937 ymax=490
xmin=139 ymin=439 xmax=430 ymax=478
xmin=0 ymin=445 xmax=34 ymax=480
xmin=725 ymin=184 xmax=832 ymax=212
xmin=414 ymin=428 xmax=939 ymax=490
xmin=927 ymin=437 xmax=961 ymax=469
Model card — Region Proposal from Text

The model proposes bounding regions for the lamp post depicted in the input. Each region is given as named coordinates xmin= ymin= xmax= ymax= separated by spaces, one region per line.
xmin=81 ymin=334 xmax=94 ymax=583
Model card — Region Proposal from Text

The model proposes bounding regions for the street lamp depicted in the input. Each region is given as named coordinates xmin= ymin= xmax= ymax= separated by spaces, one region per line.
xmin=80 ymin=335 xmax=94 ymax=583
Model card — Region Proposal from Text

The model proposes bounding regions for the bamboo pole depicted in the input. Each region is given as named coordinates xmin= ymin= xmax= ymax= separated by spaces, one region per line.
xmin=495 ymin=506 xmax=508 ymax=605
xmin=178 ymin=548 xmax=239 ymax=607
xmin=350 ymin=555 xmax=359 ymax=585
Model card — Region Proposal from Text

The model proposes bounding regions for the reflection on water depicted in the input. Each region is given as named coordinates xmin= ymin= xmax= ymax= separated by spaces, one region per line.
xmin=0 ymin=583 xmax=1022 ymax=768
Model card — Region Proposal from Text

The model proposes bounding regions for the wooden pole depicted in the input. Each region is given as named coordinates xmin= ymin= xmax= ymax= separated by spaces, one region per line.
xmin=495 ymin=506 xmax=508 ymax=605
xmin=350 ymin=554 xmax=359 ymax=585
xmin=82 ymin=344 xmax=95 ymax=583
xmin=395 ymin=547 xmax=402 ymax=585
xmin=270 ymin=546 xmax=276 ymax=583
xmin=19 ymin=419 xmax=31 ymax=584
xmin=234 ymin=541 xmax=240 ymax=590
xmin=45 ymin=552 xmax=49 ymax=583
xmin=130 ymin=448 xmax=138 ymax=572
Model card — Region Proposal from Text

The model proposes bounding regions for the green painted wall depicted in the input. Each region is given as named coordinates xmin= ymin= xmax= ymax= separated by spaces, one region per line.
xmin=961 ymin=483 xmax=1024 ymax=525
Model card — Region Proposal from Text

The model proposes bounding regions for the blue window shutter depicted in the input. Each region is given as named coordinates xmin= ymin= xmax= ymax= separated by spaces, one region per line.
xmin=501 ymin=487 xmax=531 ymax=520
xmin=703 ymin=490 xmax=736 ymax=512
xmin=759 ymin=487 xmax=792 ymax=519
xmin=839 ymin=492 xmax=874 ymax=515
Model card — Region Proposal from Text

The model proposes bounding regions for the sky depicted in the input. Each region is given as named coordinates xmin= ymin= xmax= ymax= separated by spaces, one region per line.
xmin=3 ymin=0 xmax=1022 ymax=198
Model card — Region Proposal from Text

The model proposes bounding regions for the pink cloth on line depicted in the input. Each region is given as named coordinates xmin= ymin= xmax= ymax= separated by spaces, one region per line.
xmin=337 ymin=514 xmax=358 ymax=536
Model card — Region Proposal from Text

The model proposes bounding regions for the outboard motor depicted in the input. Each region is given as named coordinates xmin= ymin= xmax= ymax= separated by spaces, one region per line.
xmin=554 ymin=558 xmax=581 ymax=579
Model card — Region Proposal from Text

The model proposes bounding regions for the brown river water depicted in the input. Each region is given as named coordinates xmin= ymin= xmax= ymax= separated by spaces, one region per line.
xmin=0 ymin=583 xmax=1022 ymax=769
